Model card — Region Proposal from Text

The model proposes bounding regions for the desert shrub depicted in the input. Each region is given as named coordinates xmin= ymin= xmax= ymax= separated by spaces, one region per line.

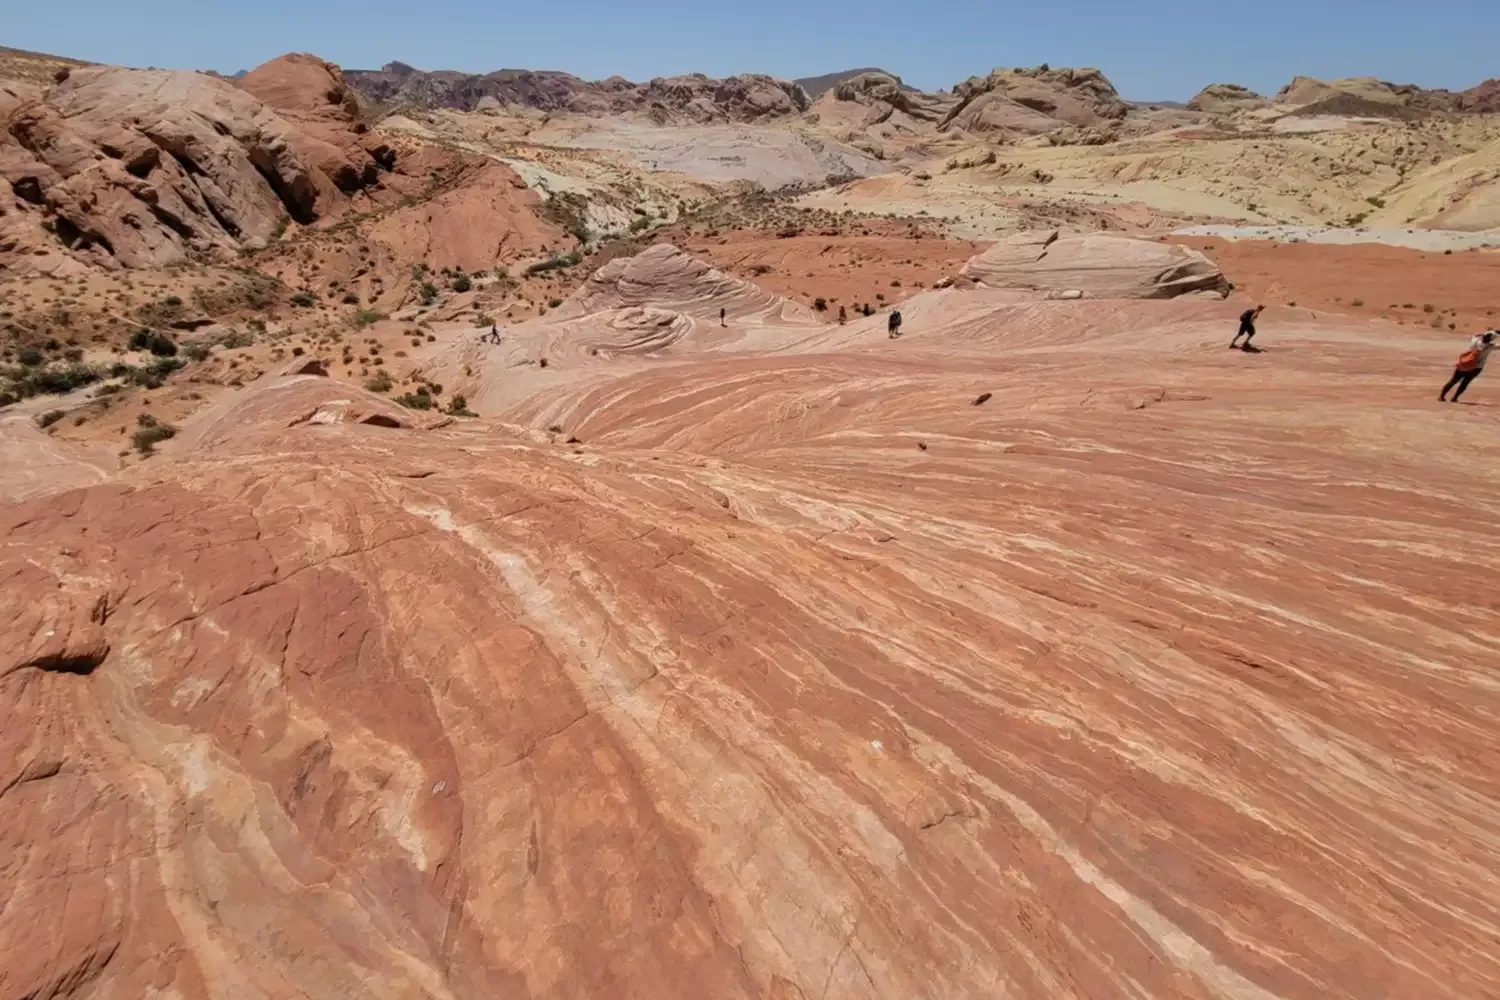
xmin=524 ymin=251 xmax=582 ymax=277
xmin=183 ymin=342 xmax=212 ymax=362
xmin=290 ymin=292 xmax=317 ymax=308
xmin=547 ymin=297 xmax=563 ymax=309
xmin=364 ymin=370 xmax=394 ymax=393
xmin=1351 ymin=299 xmax=1365 ymax=307
xmin=128 ymin=357 xmax=185 ymax=389
xmin=353 ymin=309 xmax=385 ymax=328
xmin=395 ymin=389 xmax=432 ymax=410
xmin=446 ymin=394 xmax=476 ymax=416
xmin=37 ymin=409 xmax=66 ymax=428
xmin=11 ymin=363 xmax=102 ymax=397
xmin=131 ymin=418 xmax=177 ymax=454
xmin=451 ymin=274 xmax=472 ymax=293
xmin=164 ymin=295 xmax=182 ymax=308
xmin=813 ymin=298 xmax=827 ymax=311
xmin=221 ymin=330 xmax=255 ymax=349
xmin=17 ymin=347 xmax=43 ymax=367
xmin=148 ymin=334 xmax=178 ymax=357
xmin=629 ymin=216 xmax=651 ymax=233
xmin=494 ymin=265 xmax=509 ymax=279
xmin=342 ymin=292 xmax=360 ymax=304
xmin=419 ymin=282 xmax=439 ymax=305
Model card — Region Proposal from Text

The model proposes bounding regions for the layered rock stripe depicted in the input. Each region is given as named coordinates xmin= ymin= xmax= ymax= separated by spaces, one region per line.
xmin=4 ymin=261 xmax=1500 ymax=998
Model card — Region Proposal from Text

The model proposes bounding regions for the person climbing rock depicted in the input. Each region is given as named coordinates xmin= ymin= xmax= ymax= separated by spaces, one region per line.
xmin=1229 ymin=305 xmax=1264 ymax=350
xmin=1440 ymin=330 xmax=1497 ymax=402
xmin=888 ymin=310 xmax=903 ymax=339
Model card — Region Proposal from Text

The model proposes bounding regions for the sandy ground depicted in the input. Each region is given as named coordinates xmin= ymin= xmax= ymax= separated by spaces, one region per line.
xmin=1175 ymin=224 xmax=1500 ymax=251
xmin=1172 ymin=236 xmax=1500 ymax=334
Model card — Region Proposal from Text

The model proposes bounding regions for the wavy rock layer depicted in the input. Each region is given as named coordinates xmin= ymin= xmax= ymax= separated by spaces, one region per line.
xmin=3 ymin=252 xmax=1500 ymax=999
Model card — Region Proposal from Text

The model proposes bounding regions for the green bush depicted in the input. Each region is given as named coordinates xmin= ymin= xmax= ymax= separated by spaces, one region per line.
xmin=221 ymin=330 xmax=255 ymax=349
xmin=446 ymin=394 xmax=476 ymax=416
xmin=547 ymin=297 xmax=563 ymax=309
xmin=419 ymin=282 xmax=439 ymax=306
xmin=451 ymin=274 xmax=472 ymax=293
xmin=183 ymin=342 xmax=212 ymax=362
xmin=17 ymin=347 xmax=43 ymax=367
xmin=524 ymin=251 xmax=582 ymax=277
xmin=128 ymin=357 xmax=186 ymax=389
xmin=395 ymin=389 xmax=432 ymax=410
xmin=163 ymin=295 xmax=183 ymax=308
xmin=364 ymin=370 xmax=395 ymax=393
xmin=132 ymin=420 xmax=177 ymax=454
xmin=353 ymin=309 xmax=386 ymax=328
xmin=37 ymin=409 xmax=66 ymax=428
xmin=813 ymin=297 xmax=827 ymax=311
xmin=290 ymin=292 xmax=317 ymax=308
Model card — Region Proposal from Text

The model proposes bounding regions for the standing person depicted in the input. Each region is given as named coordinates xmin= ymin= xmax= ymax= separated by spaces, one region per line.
xmin=720 ymin=307 xmax=726 ymax=328
xmin=888 ymin=310 xmax=903 ymax=339
xmin=1440 ymin=330 xmax=1497 ymax=402
xmin=838 ymin=305 xmax=847 ymax=325
xmin=1229 ymin=305 xmax=1265 ymax=350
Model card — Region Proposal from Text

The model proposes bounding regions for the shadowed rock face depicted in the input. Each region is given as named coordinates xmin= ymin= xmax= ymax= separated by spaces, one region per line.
xmin=5 ymin=244 xmax=1500 ymax=998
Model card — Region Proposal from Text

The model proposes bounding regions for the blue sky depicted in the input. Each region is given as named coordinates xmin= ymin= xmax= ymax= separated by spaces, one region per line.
xmin=7 ymin=0 xmax=1495 ymax=100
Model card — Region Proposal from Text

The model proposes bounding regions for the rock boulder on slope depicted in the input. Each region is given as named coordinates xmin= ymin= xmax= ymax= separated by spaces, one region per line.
xmin=961 ymin=230 xmax=1228 ymax=298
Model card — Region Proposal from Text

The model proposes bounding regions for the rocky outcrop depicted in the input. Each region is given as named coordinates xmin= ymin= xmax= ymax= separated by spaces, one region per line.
xmin=826 ymin=72 xmax=953 ymax=124
xmin=1 ymin=65 xmax=333 ymax=272
xmin=1187 ymin=83 xmax=1267 ymax=114
xmin=345 ymin=62 xmax=809 ymax=122
xmin=795 ymin=67 xmax=899 ymax=100
xmin=1458 ymin=78 xmax=1500 ymax=113
xmin=942 ymin=65 xmax=1128 ymax=134
xmin=237 ymin=53 xmax=396 ymax=197
xmin=960 ymin=230 xmax=1228 ymax=298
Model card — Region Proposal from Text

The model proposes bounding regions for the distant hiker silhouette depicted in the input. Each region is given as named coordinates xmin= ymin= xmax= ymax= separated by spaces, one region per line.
xmin=1441 ymin=330 xmax=1496 ymax=402
xmin=838 ymin=305 xmax=847 ymax=325
xmin=720 ymin=307 xmax=726 ymax=328
xmin=888 ymin=310 xmax=903 ymax=339
xmin=1229 ymin=305 xmax=1264 ymax=351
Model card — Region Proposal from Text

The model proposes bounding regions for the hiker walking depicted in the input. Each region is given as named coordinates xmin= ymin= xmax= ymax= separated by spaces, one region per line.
xmin=720 ymin=307 xmax=727 ymax=328
xmin=887 ymin=309 xmax=903 ymax=339
xmin=1440 ymin=330 xmax=1497 ymax=402
xmin=1229 ymin=305 xmax=1264 ymax=350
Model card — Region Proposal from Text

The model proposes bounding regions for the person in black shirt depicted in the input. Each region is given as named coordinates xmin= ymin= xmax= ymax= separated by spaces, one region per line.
xmin=1229 ymin=305 xmax=1265 ymax=350
xmin=888 ymin=310 xmax=903 ymax=338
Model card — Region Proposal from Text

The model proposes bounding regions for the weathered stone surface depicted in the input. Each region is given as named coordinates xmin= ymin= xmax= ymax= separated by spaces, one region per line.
xmin=942 ymin=65 xmax=1129 ymax=134
xmin=1 ymin=65 xmax=327 ymax=271
xmin=5 ymin=254 xmax=1500 ymax=998
xmin=1187 ymin=83 xmax=1268 ymax=114
xmin=961 ymin=230 xmax=1229 ymax=298
xmin=344 ymin=62 xmax=809 ymax=122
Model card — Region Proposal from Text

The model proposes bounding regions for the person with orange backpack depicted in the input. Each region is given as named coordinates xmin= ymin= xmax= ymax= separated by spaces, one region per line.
xmin=1440 ymin=331 xmax=1496 ymax=402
